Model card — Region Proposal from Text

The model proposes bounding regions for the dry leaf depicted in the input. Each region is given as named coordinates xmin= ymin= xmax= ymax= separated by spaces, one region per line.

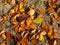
xmin=10 ymin=9 xmax=16 ymax=16
xmin=15 ymin=25 xmax=19 ymax=32
xmin=0 ymin=42 xmax=6 ymax=45
xmin=39 ymin=31 xmax=46 ymax=42
xmin=3 ymin=15 xmax=8 ymax=21
xmin=54 ymin=40 xmax=57 ymax=45
xmin=17 ymin=42 xmax=21 ymax=45
xmin=26 ymin=17 xmax=33 ymax=27
xmin=39 ymin=8 xmax=45 ymax=14
xmin=0 ymin=30 xmax=6 ymax=35
xmin=28 ymin=8 xmax=35 ymax=16
xmin=19 ymin=2 xmax=24 ymax=12
xmin=31 ymin=39 xmax=37 ymax=44
xmin=29 ymin=23 xmax=36 ymax=29
xmin=39 ymin=34 xmax=44 ymax=42
xmin=21 ymin=38 xmax=28 ymax=45
xmin=21 ymin=20 xmax=26 ymax=29
xmin=2 ymin=34 xmax=6 ymax=40
xmin=0 ymin=18 xmax=3 ymax=22
xmin=6 ymin=32 xmax=11 ymax=40
xmin=47 ymin=30 xmax=54 ymax=39
xmin=34 ymin=17 xmax=43 ymax=24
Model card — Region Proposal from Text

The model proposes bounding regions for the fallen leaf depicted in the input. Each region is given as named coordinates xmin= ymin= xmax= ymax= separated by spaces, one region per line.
xmin=3 ymin=15 xmax=8 ymax=21
xmin=21 ymin=20 xmax=26 ymax=29
xmin=31 ymin=39 xmax=37 ymax=44
xmin=26 ymin=17 xmax=33 ymax=26
xmin=17 ymin=42 xmax=21 ymax=45
xmin=28 ymin=8 xmax=35 ymax=16
xmin=54 ymin=40 xmax=57 ymax=45
xmin=21 ymin=38 xmax=28 ymax=45
xmin=38 ymin=31 xmax=46 ymax=42
xmin=39 ymin=34 xmax=44 ymax=42
xmin=29 ymin=23 xmax=36 ymax=29
xmin=6 ymin=32 xmax=11 ymax=40
xmin=34 ymin=17 xmax=43 ymax=24
xmin=15 ymin=25 xmax=19 ymax=32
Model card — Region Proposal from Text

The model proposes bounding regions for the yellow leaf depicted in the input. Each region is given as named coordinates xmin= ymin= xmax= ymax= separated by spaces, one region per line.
xmin=39 ymin=31 xmax=46 ymax=42
xmin=17 ymin=42 xmax=21 ymax=45
xmin=28 ymin=9 xmax=35 ymax=16
xmin=3 ymin=15 xmax=8 ymax=21
xmin=0 ymin=42 xmax=6 ymax=45
xmin=34 ymin=17 xmax=43 ymax=24
xmin=39 ymin=34 xmax=44 ymax=42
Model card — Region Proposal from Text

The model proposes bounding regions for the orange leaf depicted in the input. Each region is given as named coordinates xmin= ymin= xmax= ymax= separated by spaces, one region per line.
xmin=26 ymin=17 xmax=33 ymax=27
xmin=15 ymin=25 xmax=19 ymax=32
xmin=6 ymin=32 xmax=11 ymax=40
xmin=21 ymin=20 xmax=26 ymax=29
xmin=21 ymin=38 xmax=28 ymax=45
xmin=31 ymin=39 xmax=37 ymax=44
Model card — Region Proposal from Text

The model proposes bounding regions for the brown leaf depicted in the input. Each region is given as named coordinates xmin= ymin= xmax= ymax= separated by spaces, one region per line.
xmin=6 ymin=32 xmax=11 ymax=40
xmin=21 ymin=38 xmax=28 ymax=45
xmin=21 ymin=20 xmax=26 ymax=29
xmin=10 ymin=9 xmax=17 ymax=17
xmin=29 ymin=23 xmax=36 ymax=29
xmin=31 ymin=39 xmax=37 ymax=44
xmin=15 ymin=25 xmax=19 ymax=32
